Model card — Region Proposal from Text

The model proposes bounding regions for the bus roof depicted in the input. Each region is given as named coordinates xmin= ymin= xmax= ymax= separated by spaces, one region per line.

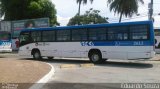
xmin=21 ymin=20 xmax=153 ymax=32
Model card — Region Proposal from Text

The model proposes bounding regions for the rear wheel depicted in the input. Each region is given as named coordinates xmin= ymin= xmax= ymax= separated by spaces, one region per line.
xmin=89 ymin=51 xmax=102 ymax=64
xmin=33 ymin=51 xmax=41 ymax=60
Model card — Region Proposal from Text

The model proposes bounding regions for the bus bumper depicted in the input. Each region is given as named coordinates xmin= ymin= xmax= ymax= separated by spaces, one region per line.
xmin=151 ymin=51 xmax=156 ymax=58
xmin=0 ymin=49 xmax=12 ymax=53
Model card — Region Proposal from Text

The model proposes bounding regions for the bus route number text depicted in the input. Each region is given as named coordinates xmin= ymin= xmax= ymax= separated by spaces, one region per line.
xmin=133 ymin=41 xmax=144 ymax=46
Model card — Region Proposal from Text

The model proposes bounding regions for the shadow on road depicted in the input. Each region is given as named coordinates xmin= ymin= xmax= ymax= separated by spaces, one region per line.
xmin=43 ymin=83 xmax=120 ymax=89
xmin=96 ymin=61 xmax=153 ymax=69
xmin=21 ymin=58 xmax=153 ymax=69
xmin=0 ymin=56 xmax=5 ymax=58
xmin=21 ymin=58 xmax=90 ymax=64
xmin=43 ymin=58 xmax=90 ymax=64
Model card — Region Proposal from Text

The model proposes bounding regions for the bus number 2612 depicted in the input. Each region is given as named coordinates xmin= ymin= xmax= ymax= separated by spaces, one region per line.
xmin=133 ymin=41 xmax=144 ymax=46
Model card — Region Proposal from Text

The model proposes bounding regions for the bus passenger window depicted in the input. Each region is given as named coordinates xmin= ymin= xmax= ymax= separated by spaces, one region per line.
xmin=42 ymin=31 xmax=55 ymax=42
xmin=130 ymin=25 xmax=148 ymax=40
xmin=57 ymin=30 xmax=70 ymax=41
xmin=89 ymin=28 xmax=106 ymax=41
xmin=31 ymin=31 xmax=41 ymax=42
xmin=72 ymin=29 xmax=87 ymax=41
xmin=0 ymin=32 xmax=11 ymax=40
xmin=108 ymin=26 xmax=128 ymax=40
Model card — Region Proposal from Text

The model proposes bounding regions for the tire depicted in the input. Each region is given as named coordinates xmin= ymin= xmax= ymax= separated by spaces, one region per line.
xmin=89 ymin=51 xmax=102 ymax=64
xmin=48 ymin=57 xmax=54 ymax=59
xmin=33 ymin=51 xmax=41 ymax=60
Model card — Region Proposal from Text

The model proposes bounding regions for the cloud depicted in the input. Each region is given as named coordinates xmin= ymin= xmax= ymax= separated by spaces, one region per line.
xmin=57 ymin=15 xmax=71 ymax=26
xmin=52 ymin=0 xmax=108 ymax=26
xmin=154 ymin=15 xmax=160 ymax=27
xmin=52 ymin=0 xmax=160 ymax=27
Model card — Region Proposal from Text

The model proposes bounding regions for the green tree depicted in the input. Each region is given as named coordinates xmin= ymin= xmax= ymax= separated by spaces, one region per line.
xmin=107 ymin=0 xmax=144 ymax=22
xmin=68 ymin=8 xmax=108 ymax=26
xmin=0 ymin=0 xmax=58 ymax=26
xmin=76 ymin=0 xmax=93 ymax=16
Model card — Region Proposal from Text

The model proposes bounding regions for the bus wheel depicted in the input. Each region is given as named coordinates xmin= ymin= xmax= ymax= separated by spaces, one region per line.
xmin=89 ymin=51 xmax=102 ymax=64
xmin=33 ymin=51 xmax=41 ymax=60
xmin=48 ymin=57 xmax=54 ymax=59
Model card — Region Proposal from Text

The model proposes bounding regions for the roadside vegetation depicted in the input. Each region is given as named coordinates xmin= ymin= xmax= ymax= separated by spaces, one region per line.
xmin=0 ymin=0 xmax=144 ymax=26
xmin=0 ymin=0 xmax=59 ymax=26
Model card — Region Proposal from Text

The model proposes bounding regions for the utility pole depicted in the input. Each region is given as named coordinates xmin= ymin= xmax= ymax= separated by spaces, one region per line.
xmin=148 ymin=0 xmax=153 ymax=21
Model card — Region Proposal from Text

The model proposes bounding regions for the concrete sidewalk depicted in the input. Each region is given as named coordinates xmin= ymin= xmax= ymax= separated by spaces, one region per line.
xmin=150 ymin=54 xmax=160 ymax=61
xmin=0 ymin=58 xmax=51 ymax=89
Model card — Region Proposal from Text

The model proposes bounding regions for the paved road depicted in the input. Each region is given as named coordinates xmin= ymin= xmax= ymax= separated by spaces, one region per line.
xmin=40 ymin=57 xmax=160 ymax=89
xmin=1 ymin=53 xmax=160 ymax=89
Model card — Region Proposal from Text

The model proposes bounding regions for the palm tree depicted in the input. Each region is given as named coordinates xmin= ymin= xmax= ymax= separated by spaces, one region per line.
xmin=107 ymin=0 xmax=144 ymax=22
xmin=76 ymin=0 xmax=93 ymax=16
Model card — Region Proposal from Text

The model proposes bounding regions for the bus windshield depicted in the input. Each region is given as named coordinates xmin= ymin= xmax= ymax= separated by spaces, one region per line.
xmin=0 ymin=32 xmax=11 ymax=41
xmin=155 ymin=29 xmax=160 ymax=36
xmin=154 ymin=28 xmax=160 ymax=53
xmin=19 ymin=32 xmax=31 ymax=46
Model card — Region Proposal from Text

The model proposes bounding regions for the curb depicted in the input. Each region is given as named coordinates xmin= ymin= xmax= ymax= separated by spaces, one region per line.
xmin=145 ymin=61 xmax=160 ymax=64
xmin=60 ymin=64 xmax=78 ymax=68
xmin=60 ymin=63 xmax=94 ymax=69
xmin=29 ymin=63 xmax=55 ymax=89
xmin=80 ymin=63 xmax=94 ymax=67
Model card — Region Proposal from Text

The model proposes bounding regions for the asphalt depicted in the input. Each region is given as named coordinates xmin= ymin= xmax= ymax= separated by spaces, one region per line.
xmin=0 ymin=53 xmax=159 ymax=89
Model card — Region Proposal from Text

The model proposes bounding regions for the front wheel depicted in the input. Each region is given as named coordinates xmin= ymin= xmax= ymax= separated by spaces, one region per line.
xmin=89 ymin=51 xmax=102 ymax=64
xmin=33 ymin=51 xmax=41 ymax=60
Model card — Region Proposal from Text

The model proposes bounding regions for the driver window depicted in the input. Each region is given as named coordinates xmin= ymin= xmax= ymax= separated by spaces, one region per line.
xmin=19 ymin=32 xmax=31 ymax=46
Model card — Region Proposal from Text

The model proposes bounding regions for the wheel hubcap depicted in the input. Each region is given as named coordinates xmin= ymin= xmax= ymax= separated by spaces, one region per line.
xmin=35 ymin=52 xmax=40 ymax=59
xmin=91 ymin=54 xmax=99 ymax=62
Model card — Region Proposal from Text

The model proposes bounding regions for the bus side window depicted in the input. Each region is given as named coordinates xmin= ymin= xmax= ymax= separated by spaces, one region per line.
xmin=89 ymin=28 xmax=106 ymax=41
xmin=108 ymin=26 xmax=128 ymax=40
xmin=42 ymin=31 xmax=55 ymax=42
xmin=57 ymin=30 xmax=70 ymax=41
xmin=31 ymin=31 xmax=41 ymax=42
xmin=130 ymin=25 xmax=148 ymax=40
xmin=72 ymin=29 xmax=87 ymax=41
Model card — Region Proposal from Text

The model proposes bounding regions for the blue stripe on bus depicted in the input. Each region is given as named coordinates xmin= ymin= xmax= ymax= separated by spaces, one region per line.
xmin=80 ymin=41 xmax=154 ymax=46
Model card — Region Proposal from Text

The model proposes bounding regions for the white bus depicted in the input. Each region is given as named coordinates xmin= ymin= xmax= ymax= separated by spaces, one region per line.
xmin=154 ymin=27 xmax=160 ymax=53
xmin=18 ymin=21 xmax=155 ymax=63
xmin=0 ymin=31 xmax=12 ymax=52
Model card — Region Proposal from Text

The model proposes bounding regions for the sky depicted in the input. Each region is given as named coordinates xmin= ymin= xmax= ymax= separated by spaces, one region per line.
xmin=51 ymin=0 xmax=160 ymax=27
